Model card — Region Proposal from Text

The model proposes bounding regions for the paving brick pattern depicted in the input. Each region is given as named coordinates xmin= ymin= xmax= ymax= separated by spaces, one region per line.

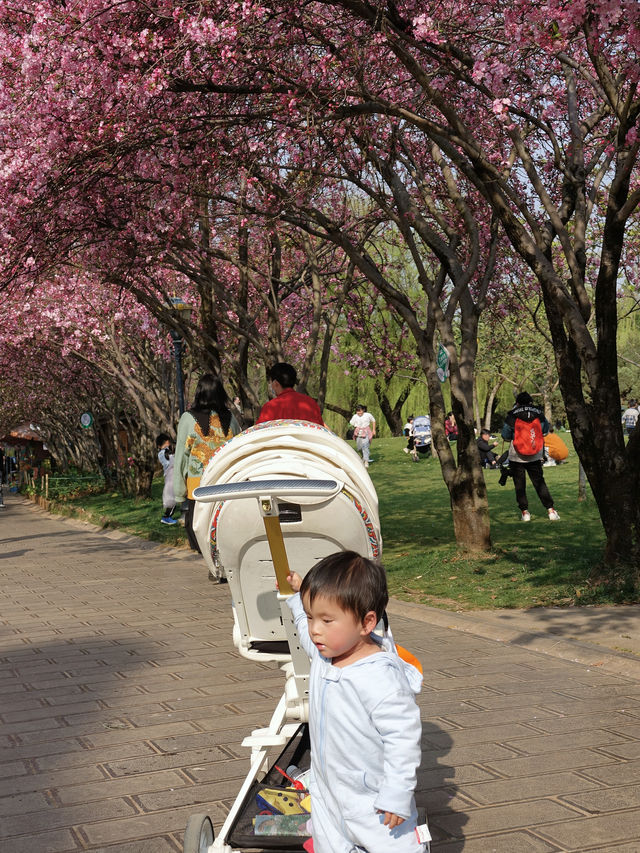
xmin=2 ymin=496 xmax=640 ymax=852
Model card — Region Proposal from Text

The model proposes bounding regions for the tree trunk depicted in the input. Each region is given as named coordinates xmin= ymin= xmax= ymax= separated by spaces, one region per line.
xmin=578 ymin=461 xmax=587 ymax=503
xmin=419 ymin=331 xmax=492 ymax=552
xmin=374 ymin=377 xmax=412 ymax=436
xmin=571 ymin=409 xmax=640 ymax=571
xmin=128 ymin=430 xmax=157 ymax=500
xmin=450 ymin=471 xmax=493 ymax=550
xmin=316 ymin=261 xmax=355 ymax=411
xmin=548 ymin=309 xmax=640 ymax=571
xmin=324 ymin=402 xmax=352 ymax=425
xmin=440 ymin=422 xmax=492 ymax=551
xmin=473 ymin=379 xmax=481 ymax=433
xmin=483 ymin=379 xmax=504 ymax=430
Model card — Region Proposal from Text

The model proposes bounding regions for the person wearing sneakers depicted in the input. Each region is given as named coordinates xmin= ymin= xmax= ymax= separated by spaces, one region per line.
xmin=501 ymin=392 xmax=560 ymax=522
xmin=350 ymin=404 xmax=376 ymax=468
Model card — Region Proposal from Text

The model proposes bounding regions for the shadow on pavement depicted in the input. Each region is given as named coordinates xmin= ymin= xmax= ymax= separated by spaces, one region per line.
xmin=486 ymin=604 xmax=640 ymax=656
xmin=0 ymin=631 xmax=225 ymax=848
xmin=416 ymin=722 xmax=467 ymax=847
xmin=0 ymin=530 xmax=76 ymax=545
xmin=0 ymin=549 xmax=32 ymax=559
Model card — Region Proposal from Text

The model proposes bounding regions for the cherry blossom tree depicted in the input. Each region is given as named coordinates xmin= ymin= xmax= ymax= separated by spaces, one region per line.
xmin=156 ymin=0 xmax=639 ymax=567
xmin=0 ymin=1 xmax=505 ymax=550
xmin=2 ymin=1 xmax=639 ymax=567
xmin=1 ymin=273 xmax=180 ymax=495
xmin=337 ymin=286 xmax=419 ymax=435
xmin=290 ymin=0 xmax=640 ymax=569
xmin=241 ymin=136 xmax=503 ymax=550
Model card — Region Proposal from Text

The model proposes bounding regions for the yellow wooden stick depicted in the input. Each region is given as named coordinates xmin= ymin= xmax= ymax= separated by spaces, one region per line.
xmin=263 ymin=514 xmax=294 ymax=595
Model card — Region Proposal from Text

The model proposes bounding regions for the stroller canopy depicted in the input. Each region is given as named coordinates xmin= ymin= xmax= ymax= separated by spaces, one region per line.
xmin=193 ymin=420 xmax=381 ymax=578
xmin=412 ymin=415 xmax=432 ymax=445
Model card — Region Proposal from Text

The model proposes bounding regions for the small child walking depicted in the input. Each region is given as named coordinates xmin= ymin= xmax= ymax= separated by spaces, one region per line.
xmin=285 ymin=552 xmax=427 ymax=853
xmin=155 ymin=433 xmax=177 ymax=526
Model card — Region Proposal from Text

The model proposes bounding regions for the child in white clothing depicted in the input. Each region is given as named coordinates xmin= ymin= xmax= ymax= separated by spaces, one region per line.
xmin=286 ymin=552 xmax=427 ymax=853
xmin=155 ymin=433 xmax=177 ymax=525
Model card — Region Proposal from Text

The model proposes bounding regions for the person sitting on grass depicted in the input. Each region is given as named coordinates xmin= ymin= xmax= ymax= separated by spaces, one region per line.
xmin=543 ymin=426 xmax=569 ymax=465
xmin=445 ymin=412 xmax=458 ymax=442
xmin=476 ymin=428 xmax=498 ymax=468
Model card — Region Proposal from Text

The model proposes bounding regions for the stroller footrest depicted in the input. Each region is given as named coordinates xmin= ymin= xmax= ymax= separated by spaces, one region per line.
xmin=242 ymin=732 xmax=290 ymax=749
xmin=242 ymin=722 xmax=301 ymax=749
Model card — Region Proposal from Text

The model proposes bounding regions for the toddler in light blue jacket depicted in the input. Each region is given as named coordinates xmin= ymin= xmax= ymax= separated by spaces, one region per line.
xmin=286 ymin=551 xmax=427 ymax=853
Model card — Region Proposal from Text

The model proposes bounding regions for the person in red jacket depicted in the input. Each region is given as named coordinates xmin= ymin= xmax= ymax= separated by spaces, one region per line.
xmin=256 ymin=362 xmax=324 ymax=425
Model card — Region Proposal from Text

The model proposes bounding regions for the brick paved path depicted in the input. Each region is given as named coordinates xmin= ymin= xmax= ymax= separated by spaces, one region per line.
xmin=2 ymin=496 xmax=640 ymax=852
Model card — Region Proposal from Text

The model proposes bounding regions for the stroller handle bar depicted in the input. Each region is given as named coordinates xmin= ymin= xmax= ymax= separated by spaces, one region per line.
xmin=193 ymin=478 xmax=341 ymax=503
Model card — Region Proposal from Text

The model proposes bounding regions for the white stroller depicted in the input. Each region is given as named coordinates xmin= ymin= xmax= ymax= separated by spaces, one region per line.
xmin=409 ymin=416 xmax=432 ymax=462
xmin=184 ymin=420 xmax=382 ymax=853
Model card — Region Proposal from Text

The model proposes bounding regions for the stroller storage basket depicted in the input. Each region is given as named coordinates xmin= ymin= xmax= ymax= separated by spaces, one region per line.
xmin=226 ymin=724 xmax=311 ymax=852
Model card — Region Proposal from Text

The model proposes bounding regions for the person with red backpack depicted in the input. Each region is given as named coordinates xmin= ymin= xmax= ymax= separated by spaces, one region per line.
xmin=501 ymin=392 xmax=560 ymax=522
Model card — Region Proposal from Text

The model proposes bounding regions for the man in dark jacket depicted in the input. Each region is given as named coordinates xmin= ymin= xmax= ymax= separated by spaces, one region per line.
xmin=476 ymin=429 xmax=498 ymax=468
xmin=501 ymin=392 xmax=560 ymax=522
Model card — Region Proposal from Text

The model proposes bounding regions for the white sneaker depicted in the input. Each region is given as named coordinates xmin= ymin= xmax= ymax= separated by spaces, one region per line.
xmin=521 ymin=510 xmax=531 ymax=522
xmin=364 ymin=461 xmax=369 ymax=468
xmin=548 ymin=508 xmax=560 ymax=521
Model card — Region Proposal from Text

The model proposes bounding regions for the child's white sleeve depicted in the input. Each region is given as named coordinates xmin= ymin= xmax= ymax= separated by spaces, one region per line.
xmin=286 ymin=593 xmax=316 ymax=660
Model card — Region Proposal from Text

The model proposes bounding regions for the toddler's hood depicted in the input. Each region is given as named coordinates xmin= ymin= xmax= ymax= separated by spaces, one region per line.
xmin=374 ymin=625 xmax=423 ymax=694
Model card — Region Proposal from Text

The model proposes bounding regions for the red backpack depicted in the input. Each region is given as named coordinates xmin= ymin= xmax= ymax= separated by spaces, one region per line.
xmin=513 ymin=416 xmax=543 ymax=456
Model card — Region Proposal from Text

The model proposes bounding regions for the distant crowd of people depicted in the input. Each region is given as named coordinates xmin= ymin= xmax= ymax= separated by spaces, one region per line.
xmin=400 ymin=395 xmax=570 ymax=522
xmin=156 ymin=366 xmax=637 ymax=536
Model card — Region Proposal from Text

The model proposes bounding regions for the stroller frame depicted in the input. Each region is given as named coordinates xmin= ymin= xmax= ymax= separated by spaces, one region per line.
xmin=186 ymin=480 xmax=327 ymax=852
xmin=183 ymin=423 xmax=383 ymax=852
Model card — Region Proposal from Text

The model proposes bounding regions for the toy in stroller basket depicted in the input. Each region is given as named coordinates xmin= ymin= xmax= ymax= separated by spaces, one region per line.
xmin=183 ymin=420 xmax=429 ymax=852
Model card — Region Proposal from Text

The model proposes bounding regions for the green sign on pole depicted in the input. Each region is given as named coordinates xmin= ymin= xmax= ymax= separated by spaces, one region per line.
xmin=436 ymin=345 xmax=449 ymax=383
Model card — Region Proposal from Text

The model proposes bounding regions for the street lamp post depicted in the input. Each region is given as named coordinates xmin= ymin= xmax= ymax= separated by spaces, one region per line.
xmin=168 ymin=298 xmax=193 ymax=416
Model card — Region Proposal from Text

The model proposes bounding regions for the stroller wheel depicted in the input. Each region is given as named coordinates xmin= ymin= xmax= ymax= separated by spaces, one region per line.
xmin=183 ymin=813 xmax=214 ymax=853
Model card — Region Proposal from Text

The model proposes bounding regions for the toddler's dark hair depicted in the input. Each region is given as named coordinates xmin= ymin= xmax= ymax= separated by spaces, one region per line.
xmin=155 ymin=433 xmax=171 ymax=448
xmin=300 ymin=551 xmax=388 ymax=622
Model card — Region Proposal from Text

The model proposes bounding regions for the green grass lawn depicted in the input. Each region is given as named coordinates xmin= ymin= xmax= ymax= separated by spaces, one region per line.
xmin=40 ymin=432 xmax=616 ymax=610
xmin=43 ymin=480 xmax=190 ymax=549
xmin=366 ymin=436 xmax=607 ymax=610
